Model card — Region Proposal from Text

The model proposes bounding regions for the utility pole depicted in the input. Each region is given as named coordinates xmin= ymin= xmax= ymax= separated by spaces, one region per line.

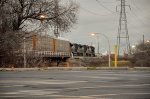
xmin=142 ymin=34 xmax=145 ymax=50
xmin=97 ymin=35 xmax=100 ymax=55
xmin=54 ymin=0 xmax=59 ymax=38
xmin=23 ymin=37 xmax=26 ymax=68
xmin=116 ymin=0 xmax=131 ymax=56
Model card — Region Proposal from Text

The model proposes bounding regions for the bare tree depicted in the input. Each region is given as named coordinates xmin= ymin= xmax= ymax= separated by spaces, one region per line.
xmin=130 ymin=41 xmax=150 ymax=67
xmin=50 ymin=0 xmax=79 ymax=37
xmin=0 ymin=30 xmax=24 ymax=67
xmin=0 ymin=0 xmax=79 ymax=67
xmin=0 ymin=0 xmax=79 ymax=32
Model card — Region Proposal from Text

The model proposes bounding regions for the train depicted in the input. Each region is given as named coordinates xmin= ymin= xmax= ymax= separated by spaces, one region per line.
xmin=17 ymin=34 xmax=95 ymax=66
xmin=70 ymin=43 xmax=95 ymax=57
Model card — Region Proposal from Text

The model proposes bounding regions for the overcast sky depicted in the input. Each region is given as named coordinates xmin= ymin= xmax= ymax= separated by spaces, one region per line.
xmin=63 ymin=0 xmax=150 ymax=54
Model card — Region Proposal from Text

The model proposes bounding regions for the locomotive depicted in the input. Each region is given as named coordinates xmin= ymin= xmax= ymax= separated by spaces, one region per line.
xmin=70 ymin=43 xmax=95 ymax=57
xmin=19 ymin=34 xmax=95 ymax=64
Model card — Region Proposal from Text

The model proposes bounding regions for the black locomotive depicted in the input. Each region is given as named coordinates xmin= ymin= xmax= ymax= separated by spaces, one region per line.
xmin=70 ymin=43 xmax=95 ymax=57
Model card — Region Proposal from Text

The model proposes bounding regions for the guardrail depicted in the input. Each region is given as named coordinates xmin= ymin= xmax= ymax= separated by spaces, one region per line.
xmin=15 ymin=50 xmax=71 ymax=57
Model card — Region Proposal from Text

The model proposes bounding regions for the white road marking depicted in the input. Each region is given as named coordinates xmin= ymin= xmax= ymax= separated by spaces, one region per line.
xmin=0 ymin=89 xmax=59 ymax=96
xmin=65 ymin=83 xmax=150 ymax=90
xmin=89 ymin=92 xmax=150 ymax=97
xmin=80 ymin=76 xmax=119 ymax=80
xmin=97 ymin=73 xmax=150 ymax=78
xmin=0 ymin=79 xmax=88 ymax=85
xmin=0 ymin=85 xmax=25 ymax=87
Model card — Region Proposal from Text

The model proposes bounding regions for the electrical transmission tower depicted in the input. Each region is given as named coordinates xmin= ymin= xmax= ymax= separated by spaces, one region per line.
xmin=117 ymin=0 xmax=131 ymax=56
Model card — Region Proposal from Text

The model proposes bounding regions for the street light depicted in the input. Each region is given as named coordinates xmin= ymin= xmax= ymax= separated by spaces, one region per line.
xmin=131 ymin=45 xmax=136 ymax=49
xmin=146 ymin=40 xmax=150 ymax=43
xmin=91 ymin=33 xmax=100 ymax=55
xmin=39 ymin=14 xmax=46 ymax=22
xmin=91 ymin=32 xmax=111 ymax=67
xmin=40 ymin=15 xmax=45 ymax=19
xmin=131 ymin=45 xmax=136 ymax=54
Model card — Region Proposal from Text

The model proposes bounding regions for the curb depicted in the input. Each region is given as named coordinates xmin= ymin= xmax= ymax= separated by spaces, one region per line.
xmin=0 ymin=67 xmax=150 ymax=71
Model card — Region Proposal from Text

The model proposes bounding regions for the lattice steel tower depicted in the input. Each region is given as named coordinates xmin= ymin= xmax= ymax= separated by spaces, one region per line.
xmin=117 ymin=0 xmax=131 ymax=55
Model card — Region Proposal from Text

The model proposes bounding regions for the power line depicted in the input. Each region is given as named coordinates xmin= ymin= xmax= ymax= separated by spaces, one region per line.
xmin=95 ymin=0 xmax=116 ymax=14
xmin=130 ymin=0 xmax=150 ymax=22
xmin=127 ymin=0 xmax=150 ymax=26
xmin=80 ymin=6 xmax=116 ymax=16
xmin=131 ymin=0 xmax=150 ymax=14
xmin=130 ymin=10 xmax=150 ymax=27
xmin=97 ymin=0 xmax=116 ymax=4
xmin=80 ymin=7 xmax=102 ymax=16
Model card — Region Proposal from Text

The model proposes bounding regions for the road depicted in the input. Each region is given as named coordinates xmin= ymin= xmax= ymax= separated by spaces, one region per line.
xmin=0 ymin=70 xmax=150 ymax=99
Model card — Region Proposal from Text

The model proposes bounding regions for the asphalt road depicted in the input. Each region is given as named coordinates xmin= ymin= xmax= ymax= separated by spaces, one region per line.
xmin=0 ymin=70 xmax=150 ymax=99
